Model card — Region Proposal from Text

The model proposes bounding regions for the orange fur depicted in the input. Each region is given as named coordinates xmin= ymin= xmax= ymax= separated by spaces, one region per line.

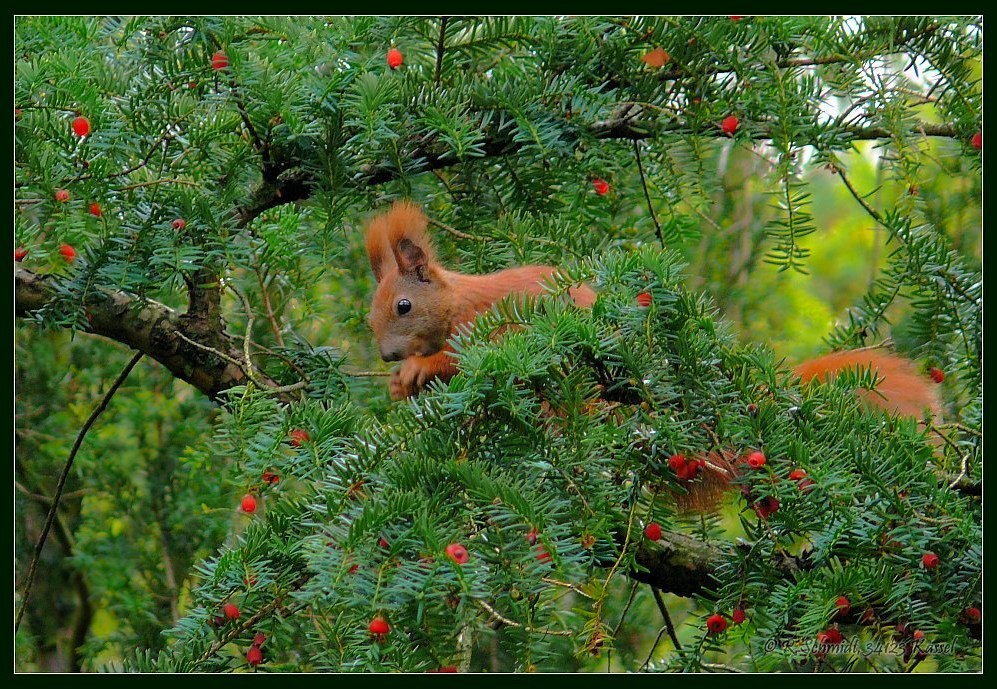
xmin=364 ymin=201 xmax=595 ymax=400
xmin=364 ymin=202 xmax=942 ymax=514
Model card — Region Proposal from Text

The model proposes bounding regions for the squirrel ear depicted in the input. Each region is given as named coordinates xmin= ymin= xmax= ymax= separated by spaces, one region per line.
xmin=393 ymin=238 xmax=430 ymax=279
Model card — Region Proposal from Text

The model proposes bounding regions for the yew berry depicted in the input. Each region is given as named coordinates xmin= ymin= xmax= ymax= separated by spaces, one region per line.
xmin=789 ymin=468 xmax=807 ymax=481
xmin=253 ymin=632 xmax=266 ymax=647
xmin=348 ymin=563 xmax=359 ymax=574
xmin=445 ymin=542 xmax=470 ymax=565
xmin=59 ymin=244 xmax=77 ymax=262
xmin=641 ymin=47 xmax=670 ymax=68
xmin=962 ymin=607 xmax=982 ymax=624
xmin=172 ymin=218 xmax=186 ymax=231
xmin=746 ymin=451 xmax=766 ymax=469
xmin=721 ymin=115 xmax=740 ymax=136
xmin=241 ymin=494 xmax=257 ymax=514
xmin=212 ymin=50 xmax=229 ymax=70
xmin=72 ymin=116 xmax=90 ymax=137
xmin=835 ymin=596 xmax=851 ymax=618
xmin=223 ymin=602 xmax=240 ymax=621
xmin=15 ymin=247 xmax=27 ymax=262
xmin=729 ymin=16 xmax=744 ymax=21
xmin=818 ymin=627 xmax=843 ymax=645
xmin=289 ymin=428 xmax=310 ymax=447
xmin=644 ymin=522 xmax=662 ymax=542
xmin=676 ymin=458 xmax=702 ymax=481
xmin=912 ymin=629 xmax=925 ymax=641
xmin=262 ymin=469 xmax=279 ymax=485
xmin=929 ymin=367 xmax=945 ymax=384
xmin=592 ymin=178 xmax=610 ymax=195
xmin=535 ymin=544 xmax=552 ymax=564
xmin=55 ymin=189 xmax=70 ymax=203
xmin=636 ymin=291 xmax=652 ymax=307
xmin=368 ymin=616 xmax=390 ymax=636
xmin=706 ymin=613 xmax=727 ymax=634
xmin=971 ymin=132 xmax=982 ymax=150
xmin=667 ymin=454 xmax=687 ymax=472
xmin=525 ymin=528 xmax=539 ymax=545
xmin=429 ymin=666 xmax=458 ymax=673
xmin=387 ymin=47 xmax=403 ymax=70
xmin=921 ymin=552 xmax=939 ymax=569
xmin=732 ymin=608 xmax=746 ymax=625
xmin=247 ymin=645 xmax=262 ymax=666
xmin=378 ymin=536 xmax=390 ymax=549
xmin=753 ymin=496 xmax=779 ymax=519
xmin=89 ymin=202 xmax=101 ymax=217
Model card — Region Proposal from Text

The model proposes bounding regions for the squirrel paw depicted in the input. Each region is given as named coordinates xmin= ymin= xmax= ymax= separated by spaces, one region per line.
xmin=389 ymin=359 xmax=430 ymax=400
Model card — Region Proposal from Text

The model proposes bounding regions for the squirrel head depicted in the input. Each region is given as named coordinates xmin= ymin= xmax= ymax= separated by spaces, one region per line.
xmin=365 ymin=201 xmax=454 ymax=361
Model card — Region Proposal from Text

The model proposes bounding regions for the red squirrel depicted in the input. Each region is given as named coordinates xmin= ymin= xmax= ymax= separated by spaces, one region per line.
xmin=365 ymin=201 xmax=942 ymax=505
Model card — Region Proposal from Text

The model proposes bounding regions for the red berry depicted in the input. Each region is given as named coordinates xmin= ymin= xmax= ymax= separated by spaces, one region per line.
xmin=912 ymin=629 xmax=925 ymax=641
xmin=962 ymin=607 xmax=982 ymax=624
xmin=818 ymin=627 xmax=842 ymax=645
xmin=211 ymin=50 xmax=229 ymax=70
xmin=55 ymin=189 xmax=70 ymax=203
xmin=535 ymin=544 xmax=552 ymax=564
xmin=289 ymin=428 xmax=310 ymax=447
xmin=59 ymin=244 xmax=77 ymax=262
xmin=721 ymin=115 xmax=740 ymax=135
xmin=929 ymin=367 xmax=945 ymax=384
xmin=246 ymin=645 xmax=263 ymax=666
xmin=835 ymin=596 xmax=851 ymax=618
xmin=789 ymin=468 xmax=807 ymax=481
xmin=262 ymin=469 xmax=280 ymax=485
xmin=348 ymin=563 xmax=359 ymax=574
xmin=71 ymin=116 xmax=90 ymax=137
xmin=378 ymin=536 xmax=390 ymax=549
xmin=729 ymin=16 xmax=744 ymax=21
xmin=731 ymin=608 xmax=746 ymax=625
xmin=525 ymin=528 xmax=539 ymax=545
xmin=253 ymin=632 xmax=266 ymax=647
xmin=644 ymin=522 xmax=662 ymax=542
xmin=89 ymin=202 xmax=101 ymax=217
xmin=241 ymin=494 xmax=257 ymax=513
xmin=636 ymin=291 xmax=652 ymax=307
xmin=172 ymin=218 xmax=186 ymax=231
xmin=921 ymin=552 xmax=939 ymax=569
xmin=971 ymin=131 xmax=982 ymax=150
xmin=14 ymin=247 xmax=27 ymax=262
xmin=428 ymin=666 xmax=458 ymax=673
xmin=445 ymin=542 xmax=470 ymax=565
xmin=667 ymin=453 xmax=687 ymax=472
xmin=591 ymin=178 xmax=610 ymax=195
xmin=387 ymin=47 xmax=403 ymax=69
xmin=706 ymin=613 xmax=727 ymax=634
xmin=753 ymin=496 xmax=779 ymax=519
xmin=746 ymin=451 xmax=766 ymax=469
xmin=368 ymin=616 xmax=390 ymax=636
xmin=676 ymin=458 xmax=702 ymax=481
xmin=223 ymin=602 xmax=240 ymax=621
xmin=798 ymin=478 xmax=816 ymax=493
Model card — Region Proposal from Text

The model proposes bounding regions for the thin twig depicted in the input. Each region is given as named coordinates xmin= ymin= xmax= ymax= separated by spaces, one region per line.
xmin=650 ymin=586 xmax=682 ymax=651
xmin=428 ymin=217 xmax=475 ymax=240
xmin=475 ymin=599 xmax=573 ymax=636
xmin=116 ymin=178 xmax=197 ymax=191
xmin=633 ymin=139 xmax=665 ymax=247
xmin=15 ymin=351 xmax=143 ymax=632
xmin=434 ymin=17 xmax=449 ymax=87
xmin=254 ymin=262 xmax=285 ymax=348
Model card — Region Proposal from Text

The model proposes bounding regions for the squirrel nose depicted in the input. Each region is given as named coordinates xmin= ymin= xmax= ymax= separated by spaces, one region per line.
xmin=380 ymin=348 xmax=401 ymax=362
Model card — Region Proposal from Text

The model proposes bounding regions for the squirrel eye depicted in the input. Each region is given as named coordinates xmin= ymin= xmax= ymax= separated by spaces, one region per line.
xmin=396 ymin=299 xmax=412 ymax=315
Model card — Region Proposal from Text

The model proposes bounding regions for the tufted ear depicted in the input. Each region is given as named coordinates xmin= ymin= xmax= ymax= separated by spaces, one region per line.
xmin=364 ymin=201 xmax=435 ymax=282
xmin=393 ymin=238 xmax=431 ymax=280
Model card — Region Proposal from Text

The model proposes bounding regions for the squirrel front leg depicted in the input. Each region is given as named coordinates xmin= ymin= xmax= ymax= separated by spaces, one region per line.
xmin=389 ymin=348 xmax=459 ymax=400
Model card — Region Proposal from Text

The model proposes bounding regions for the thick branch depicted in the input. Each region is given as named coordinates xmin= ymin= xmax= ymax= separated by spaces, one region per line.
xmin=234 ymin=116 xmax=959 ymax=229
xmin=627 ymin=531 xmax=805 ymax=598
xmin=15 ymin=267 xmax=284 ymax=402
